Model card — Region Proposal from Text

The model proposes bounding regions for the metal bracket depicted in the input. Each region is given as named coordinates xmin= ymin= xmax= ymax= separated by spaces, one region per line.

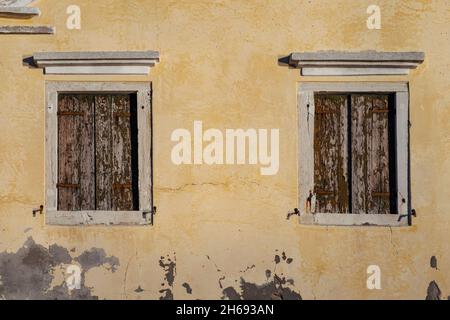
xmin=32 ymin=205 xmax=44 ymax=217
xmin=397 ymin=208 xmax=416 ymax=222
xmin=286 ymin=208 xmax=300 ymax=220
xmin=142 ymin=206 xmax=157 ymax=225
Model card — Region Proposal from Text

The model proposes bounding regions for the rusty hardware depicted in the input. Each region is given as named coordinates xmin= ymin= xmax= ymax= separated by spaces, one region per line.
xmin=370 ymin=108 xmax=389 ymax=114
xmin=57 ymin=111 xmax=85 ymax=116
xmin=143 ymin=206 xmax=157 ymax=225
xmin=57 ymin=183 xmax=80 ymax=189
xmin=113 ymin=183 xmax=132 ymax=190
xmin=398 ymin=209 xmax=417 ymax=222
xmin=113 ymin=112 xmax=131 ymax=118
xmin=314 ymin=189 xmax=334 ymax=196
xmin=372 ymin=192 xmax=390 ymax=197
xmin=32 ymin=205 xmax=44 ymax=217
xmin=286 ymin=208 xmax=300 ymax=220
xmin=315 ymin=109 xmax=338 ymax=114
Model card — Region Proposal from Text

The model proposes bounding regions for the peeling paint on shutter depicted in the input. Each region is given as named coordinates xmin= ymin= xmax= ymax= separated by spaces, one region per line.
xmin=314 ymin=94 xmax=349 ymax=213
xmin=58 ymin=93 xmax=137 ymax=211
xmin=351 ymin=94 xmax=392 ymax=214
xmin=111 ymin=95 xmax=134 ymax=210
xmin=95 ymin=95 xmax=113 ymax=210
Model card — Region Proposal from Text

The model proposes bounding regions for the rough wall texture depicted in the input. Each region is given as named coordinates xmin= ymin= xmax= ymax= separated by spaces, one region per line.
xmin=0 ymin=0 xmax=449 ymax=299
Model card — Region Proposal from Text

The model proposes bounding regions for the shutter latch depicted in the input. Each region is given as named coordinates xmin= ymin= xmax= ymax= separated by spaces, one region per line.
xmin=32 ymin=205 xmax=44 ymax=217
xmin=142 ymin=206 xmax=157 ymax=225
xmin=286 ymin=208 xmax=300 ymax=220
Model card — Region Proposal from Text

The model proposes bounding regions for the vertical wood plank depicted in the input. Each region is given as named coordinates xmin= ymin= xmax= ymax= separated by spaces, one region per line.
xmin=314 ymin=94 xmax=349 ymax=213
xmin=351 ymin=94 xmax=391 ymax=214
xmin=138 ymin=88 xmax=152 ymax=212
xmin=79 ymin=95 xmax=95 ymax=210
xmin=396 ymin=92 xmax=409 ymax=218
xmin=46 ymin=84 xmax=58 ymax=212
xmin=95 ymin=95 xmax=113 ymax=210
xmin=111 ymin=95 xmax=133 ymax=210
xmin=298 ymin=90 xmax=315 ymax=214
xmin=369 ymin=96 xmax=391 ymax=214
xmin=57 ymin=95 xmax=81 ymax=210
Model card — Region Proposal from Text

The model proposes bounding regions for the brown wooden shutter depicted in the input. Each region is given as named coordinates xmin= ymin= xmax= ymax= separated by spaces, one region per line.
xmin=314 ymin=94 xmax=350 ymax=213
xmin=111 ymin=95 xmax=134 ymax=210
xmin=351 ymin=94 xmax=392 ymax=214
xmin=95 ymin=95 xmax=113 ymax=210
xmin=95 ymin=94 xmax=135 ymax=211
xmin=57 ymin=95 xmax=95 ymax=210
xmin=59 ymin=94 xmax=136 ymax=211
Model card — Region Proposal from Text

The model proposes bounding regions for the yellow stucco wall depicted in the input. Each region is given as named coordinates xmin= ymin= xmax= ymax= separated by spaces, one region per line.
xmin=0 ymin=0 xmax=449 ymax=299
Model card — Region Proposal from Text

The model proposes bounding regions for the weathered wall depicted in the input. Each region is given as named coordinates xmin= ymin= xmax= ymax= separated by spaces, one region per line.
xmin=0 ymin=0 xmax=449 ymax=299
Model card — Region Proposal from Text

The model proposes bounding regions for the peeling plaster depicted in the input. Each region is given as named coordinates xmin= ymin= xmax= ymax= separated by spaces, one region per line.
xmin=0 ymin=237 xmax=119 ymax=300
xmin=426 ymin=281 xmax=441 ymax=300
xmin=159 ymin=254 xmax=176 ymax=300
xmin=222 ymin=251 xmax=301 ymax=300
xmin=182 ymin=282 xmax=192 ymax=294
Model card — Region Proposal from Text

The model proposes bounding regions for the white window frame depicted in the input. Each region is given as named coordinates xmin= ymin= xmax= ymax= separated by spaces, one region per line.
xmin=45 ymin=81 xmax=152 ymax=226
xmin=298 ymin=82 xmax=410 ymax=227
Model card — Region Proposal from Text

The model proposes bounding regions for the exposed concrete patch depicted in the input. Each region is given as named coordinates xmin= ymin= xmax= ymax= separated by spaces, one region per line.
xmin=158 ymin=254 xmax=176 ymax=300
xmin=222 ymin=286 xmax=240 ymax=300
xmin=0 ymin=237 xmax=119 ymax=300
xmin=222 ymin=251 xmax=301 ymax=300
xmin=75 ymin=248 xmax=119 ymax=272
xmin=134 ymin=286 xmax=144 ymax=293
xmin=223 ymin=274 xmax=301 ymax=300
xmin=182 ymin=282 xmax=192 ymax=294
xmin=430 ymin=256 xmax=438 ymax=270
xmin=426 ymin=281 xmax=441 ymax=300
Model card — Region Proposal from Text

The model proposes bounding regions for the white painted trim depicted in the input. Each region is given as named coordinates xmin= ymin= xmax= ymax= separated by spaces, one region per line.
xmin=289 ymin=51 xmax=424 ymax=76
xmin=33 ymin=51 xmax=159 ymax=75
xmin=46 ymin=211 xmax=151 ymax=226
xmin=299 ymin=82 xmax=408 ymax=93
xmin=45 ymin=82 xmax=153 ymax=226
xmin=297 ymin=82 xmax=410 ymax=227
xmin=299 ymin=213 xmax=407 ymax=227
xmin=301 ymin=67 xmax=409 ymax=76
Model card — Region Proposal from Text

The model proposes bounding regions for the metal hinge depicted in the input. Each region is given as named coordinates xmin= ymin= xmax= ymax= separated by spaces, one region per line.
xmin=142 ymin=206 xmax=157 ymax=225
xmin=32 ymin=205 xmax=44 ymax=217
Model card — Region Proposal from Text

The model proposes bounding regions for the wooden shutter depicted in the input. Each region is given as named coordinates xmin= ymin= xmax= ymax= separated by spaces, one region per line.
xmin=314 ymin=94 xmax=350 ymax=213
xmin=111 ymin=95 xmax=134 ymax=210
xmin=57 ymin=95 xmax=95 ymax=210
xmin=351 ymin=94 xmax=393 ymax=214
xmin=95 ymin=94 xmax=135 ymax=211
xmin=59 ymin=94 xmax=136 ymax=211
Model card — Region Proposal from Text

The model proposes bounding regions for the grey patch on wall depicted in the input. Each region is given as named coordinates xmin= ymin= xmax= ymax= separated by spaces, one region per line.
xmin=134 ymin=286 xmax=144 ymax=293
xmin=0 ymin=0 xmax=34 ymax=6
xmin=0 ymin=237 xmax=119 ymax=300
xmin=222 ymin=251 xmax=301 ymax=300
xmin=223 ymin=275 xmax=301 ymax=300
xmin=426 ymin=281 xmax=441 ymax=300
xmin=430 ymin=256 xmax=438 ymax=270
xmin=182 ymin=282 xmax=192 ymax=294
xmin=159 ymin=253 xmax=176 ymax=300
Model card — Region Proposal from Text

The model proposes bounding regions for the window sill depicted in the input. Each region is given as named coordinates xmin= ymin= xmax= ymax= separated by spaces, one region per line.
xmin=299 ymin=213 xmax=409 ymax=227
xmin=46 ymin=210 xmax=152 ymax=226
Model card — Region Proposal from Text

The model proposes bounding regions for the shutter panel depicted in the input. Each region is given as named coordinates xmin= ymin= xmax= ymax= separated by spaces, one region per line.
xmin=111 ymin=95 xmax=134 ymax=210
xmin=95 ymin=95 xmax=113 ymax=210
xmin=79 ymin=95 xmax=96 ymax=210
xmin=314 ymin=94 xmax=349 ymax=213
xmin=57 ymin=95 xmax=95 ymax=210
xmin=351 ymin=94 xmax=392 ymax=214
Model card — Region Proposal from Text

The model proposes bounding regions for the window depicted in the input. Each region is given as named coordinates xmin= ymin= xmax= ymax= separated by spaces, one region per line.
xmin=45 ymin=82 xmax=152 ymax=226
xmin=57 ymin=94 xmax=139 ymax=211
xmin=298 ymin=82 xmax=410 ymax=226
